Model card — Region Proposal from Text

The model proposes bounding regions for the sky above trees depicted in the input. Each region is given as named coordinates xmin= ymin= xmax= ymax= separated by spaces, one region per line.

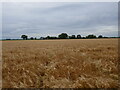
xmin=2 ymin=2 xmax=118 ymax=39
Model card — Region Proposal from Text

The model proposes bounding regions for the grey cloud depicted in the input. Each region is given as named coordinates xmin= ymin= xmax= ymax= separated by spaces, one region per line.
xmin=2 ymin=2 xmax=118 ymax=39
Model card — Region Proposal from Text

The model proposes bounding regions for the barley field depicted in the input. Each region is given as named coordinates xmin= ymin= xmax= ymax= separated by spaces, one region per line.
xmin=2 ymin=39 xmax=119 ymax=88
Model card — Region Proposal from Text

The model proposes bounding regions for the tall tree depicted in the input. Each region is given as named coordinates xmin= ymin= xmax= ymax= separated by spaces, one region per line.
xmin=71 ymin=35 xmax=76 ymax=39
xmin=30 ymin=37 xmax=34 ymax=40
xmin=46 ymin=36 xmax=50 ymax=39
xmin=35 ymin=37 xmax=37 ymax=40
xmin=98 ymin=35 xmax=103 ymax=38
xmin=21 ymin=35 xmax=28 ymax=40
xmin=58 ymin=33 xmax=68 ymax=39
xmin=77 ymin=35 xmax=81 ymax=39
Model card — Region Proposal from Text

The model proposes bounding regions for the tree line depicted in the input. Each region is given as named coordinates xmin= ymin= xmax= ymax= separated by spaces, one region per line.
xmin=20 ymin=33 xmax=117 ymax=40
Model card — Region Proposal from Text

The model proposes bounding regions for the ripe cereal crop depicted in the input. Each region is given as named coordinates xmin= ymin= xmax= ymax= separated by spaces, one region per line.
xmin=2 ymin=39 xmax=119 ymax=88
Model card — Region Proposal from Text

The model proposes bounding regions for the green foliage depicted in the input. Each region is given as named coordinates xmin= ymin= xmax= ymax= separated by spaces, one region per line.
xmin=18 ymin=33 xmax=117 ymax=41
xmin=21 ymin=35 xmax=28 ymax=40
xmin=86 ymin=34 xmax=96 ymax=39
xmin=98 ymin=35 xmax=103 ymax=38
xmin=58 ymin=33 xmax=68 ymax=39
xmin=30 ymin=37 xmax=34 ymax=40
xmin=46 ymin=36 xmax=57 ymax=39
xmin=77 ymin=35 xmax=81 ymax=39
xmin=69 ymin=35 xmax=76 ymax=39
xmin=46 ymin=36 xmax=50 ymax=39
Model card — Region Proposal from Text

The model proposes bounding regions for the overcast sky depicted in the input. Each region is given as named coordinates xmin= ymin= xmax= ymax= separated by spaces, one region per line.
xmin=2 ymin=2 xmax=118 ymax=39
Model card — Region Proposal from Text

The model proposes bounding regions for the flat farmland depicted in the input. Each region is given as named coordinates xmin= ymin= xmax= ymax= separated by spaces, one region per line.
xmin=2 ymin=39 xmax=119 ymax=88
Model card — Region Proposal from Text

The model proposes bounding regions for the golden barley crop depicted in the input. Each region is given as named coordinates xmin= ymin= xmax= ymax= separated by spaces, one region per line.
xmin=2 ymin=39 xmax=119 ymax=88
